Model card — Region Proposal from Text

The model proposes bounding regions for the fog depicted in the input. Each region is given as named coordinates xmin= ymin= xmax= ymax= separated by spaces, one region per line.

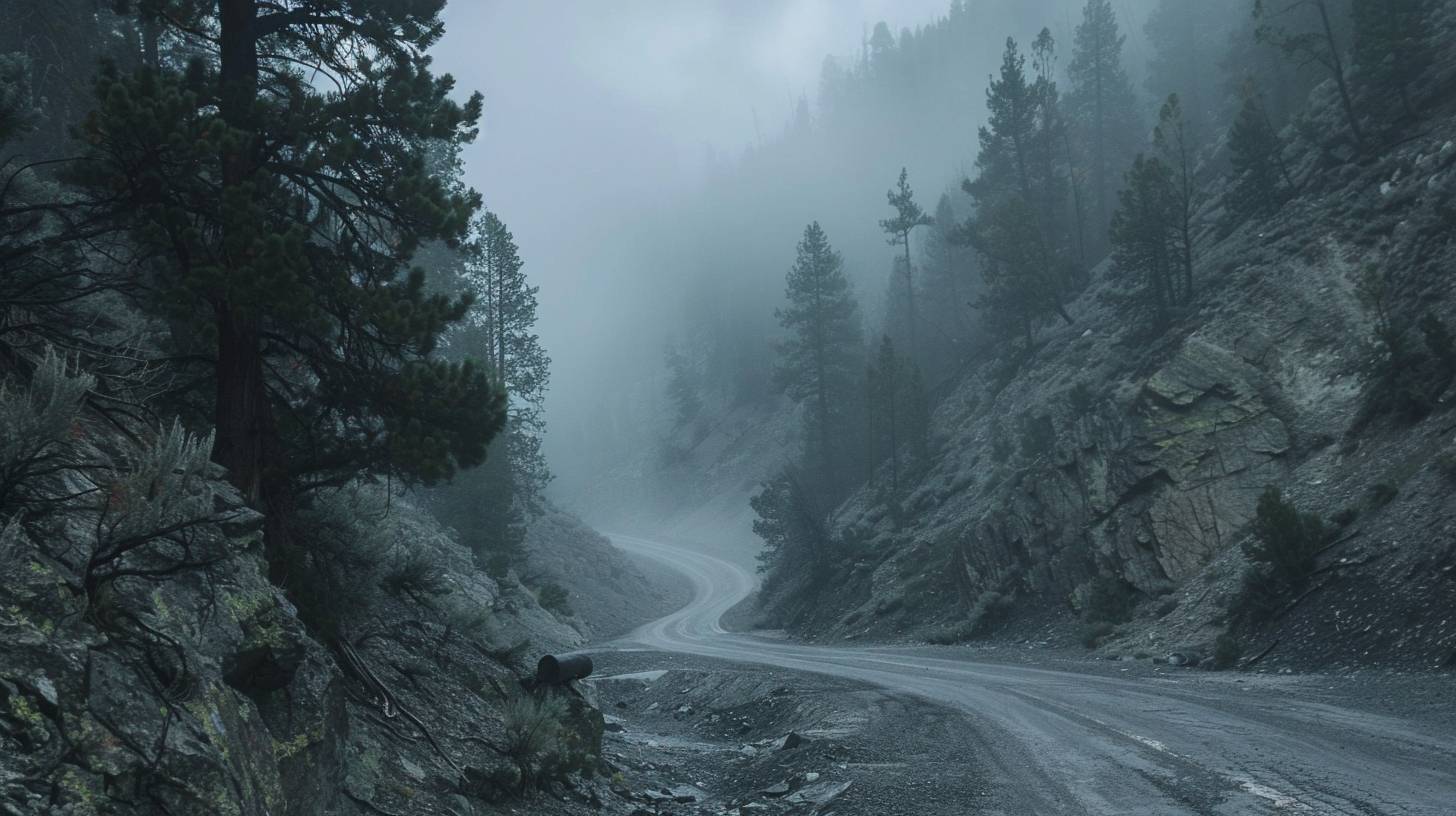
xmin=433 ymin=0 xmax=1177 ymax=506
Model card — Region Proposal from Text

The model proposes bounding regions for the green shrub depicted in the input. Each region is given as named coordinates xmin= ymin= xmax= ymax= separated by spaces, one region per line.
xmin=288 ymin=487 xmax=391 ymax=637
xmin=1067 ymin=382 xmax=1095 ymax=417
xmin=1232 ymin=487 xmax=1330 ymax=625
xmin=1213 ymin=633 xmax=1243 ymax=669
xmin=1436 ymin=451 xmax=1456 ymax=481
xmin=1234 ymin=565 xmax=1286 ymax=623
xmin=534 ymin=582 xmax=572 ymax=617
xmin=1367 ymin=483 xmax=1398 ymax=509
xmin=1079 ymin=621 xmax=1115 ymax=648
xmin=1083 ymin=575 xmax=1137 ymax=624
xmin=1354 ymin=281 xmax=1456 ymax=426
xmin=1245 ymin=487 xmax=1327 ymax=587
xmin=923 ymin=591 xmax=1012 ymax=644
xmin=484 ymin=553 xmax=513 ymax=581
xmin=501 ymin=691 xmax=568 ymax=789
xmin=381 ymin=549 xmax=451 ymax=599
xmin=1420 ymin=313 xmax=1456 ymax=374
xmin=0 ymin=348 xmax=94 ymax=518
xmin=1155 ymin=597 xmax=1179 ymax=618
xmin=439 ymin=595 xmax=492 ymax=642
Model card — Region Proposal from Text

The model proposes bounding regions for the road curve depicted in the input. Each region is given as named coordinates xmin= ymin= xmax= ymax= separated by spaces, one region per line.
xmin=601 ymin=532 xmax=1456 ymax=815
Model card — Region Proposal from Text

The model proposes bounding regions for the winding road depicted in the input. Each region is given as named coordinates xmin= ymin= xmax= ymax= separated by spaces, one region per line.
xmin=603 ymin=532 xmax=1456 ymax=815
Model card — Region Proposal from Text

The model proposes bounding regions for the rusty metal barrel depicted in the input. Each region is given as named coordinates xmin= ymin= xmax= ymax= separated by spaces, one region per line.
xmin=535 ymin=653 xmax=593 ymax=686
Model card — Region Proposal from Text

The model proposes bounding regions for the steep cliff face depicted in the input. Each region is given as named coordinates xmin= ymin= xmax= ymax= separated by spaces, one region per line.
xmin=0 ymin=464 xmax=622 ymax=815
xmin=758 ymin=62 xmax=1456 ymax=671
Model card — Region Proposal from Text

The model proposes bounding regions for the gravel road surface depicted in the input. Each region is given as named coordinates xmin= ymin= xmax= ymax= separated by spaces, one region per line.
xmin=600 ymin=533 xmax=1456 ymax=815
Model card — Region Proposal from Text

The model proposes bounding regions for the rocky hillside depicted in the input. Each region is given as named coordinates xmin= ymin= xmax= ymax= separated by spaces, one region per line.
xmin=750 ymin=34 xmax=1456 ymax=672
xmin=523 ymin=507 xmax=690 ymax=641
xmin=0 ymin=361 xmax=673 ymax=816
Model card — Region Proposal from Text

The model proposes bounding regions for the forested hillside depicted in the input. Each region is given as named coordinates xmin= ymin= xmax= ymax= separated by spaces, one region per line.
xmin=629 ymin=0 xmax=1456 ymax=672
xmin=0 ymin=2 xmax=667 ymax=813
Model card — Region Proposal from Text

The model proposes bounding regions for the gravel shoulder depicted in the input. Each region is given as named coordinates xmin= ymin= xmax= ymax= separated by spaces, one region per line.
xmin=584 ymin=649 xmax=992 ymax=816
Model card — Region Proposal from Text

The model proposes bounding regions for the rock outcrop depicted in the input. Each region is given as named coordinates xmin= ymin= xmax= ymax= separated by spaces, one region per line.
xmin=752 ymin=48 xmax=1456 ymax=671
xmin=0 ymin=469 xmax=618 ymax=815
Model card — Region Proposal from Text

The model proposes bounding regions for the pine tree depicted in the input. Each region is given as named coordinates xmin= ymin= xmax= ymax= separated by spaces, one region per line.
xmin=866 ymin=336 xmax=903 ymax=491
xmin=1028 ymin=28 xmax=1081 ymax=286
xmin=880 ymin=168 xmax=934 ymax=361
xmin=971 ymin=38 xmax=1038 ymax=206
xmin=1110 ymin=153 xmax=1177 ymax=327
xmin=961 ymin=197 xmax=1072 ymax=345
xmin=78 ymin=1 xmax=504 ymax=579
xmin=1066 ymin=0 xmax=1143 ymax=244
xmin=465 ymin=212 xmax=552 ymax=516
xmin=1255 ymin=0 xmax=1364 ymax=149
xmin=0 ymin=1 xmax=134 ymax=157
xmin=1143 ymin=0 xmax=1235 ymax=141
xmin=430 ymin=431 xmax=523 ymax=578
xmin=1153 ymin=95 xmax=1197 ymax=304
xmin=664 ymin=344 xmax=703 ymax=429
xmin=750 ymin=468 xmax=829 ymax=588
xmin=774 ymin=222 xmax=863 ymax=503
xmin=1352 ymin=0 xmax=1432 ymax=118
xmin=426 ymin=210 xmax=551 ymax=572
xmin=1225 ymin=89 xmax=1296 ymax=223
xmin=919 ymin=195 xmax=978 ymax=359
xmin=959 ymin=38 xmax=1074 ymax=346
xmin=865 ymin=335 xmax=929 ymax=493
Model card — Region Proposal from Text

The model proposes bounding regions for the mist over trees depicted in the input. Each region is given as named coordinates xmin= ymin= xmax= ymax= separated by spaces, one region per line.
xmin=427 ymin=210 xmax=553 ymax=576
xmin=595 ymin=0 xmax=1449 ymax=599
xmin=774 ymin=223 xmax=864 ymax=508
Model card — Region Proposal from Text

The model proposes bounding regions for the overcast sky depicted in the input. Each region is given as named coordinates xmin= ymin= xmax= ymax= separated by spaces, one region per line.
xmin=439 ymin=1 xmax=951 ymax=207
xmin=431 ymin=0 xmax=952 ymax=486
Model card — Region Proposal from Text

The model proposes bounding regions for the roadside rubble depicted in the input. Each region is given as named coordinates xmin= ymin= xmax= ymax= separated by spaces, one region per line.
xmin=579 ymin=652 xmax=991 ymax=816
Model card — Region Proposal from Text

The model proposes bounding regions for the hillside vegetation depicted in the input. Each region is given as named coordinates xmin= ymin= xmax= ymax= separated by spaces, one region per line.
xmin=639 ymin=0 xmax=1456 ymax=673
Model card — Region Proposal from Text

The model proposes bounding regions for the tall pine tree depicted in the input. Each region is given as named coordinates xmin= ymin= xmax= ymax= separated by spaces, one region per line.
xmin=1143 ymin=0 xmax=1235 ymax=142
xmin=879 ymin=168 xmax=933 ymax=361
xmin=1153 ymin=95 xmax=1197 ymax=304
xmin=79 ymin=0 xmax=504 ymax=579
xmin=1352 ymin=0 xmax=1432 ymax=119
xmin=918 ymin=194 xmax=980 ymax=376
xmin=467 ymin=212 xmax=552 ymax=516
xmin=1224 ymin=88 xmax=1297 ymax=224
xmin=1110 ymin=153 xmax=1178 ymax=327
xmin=664 ymin=344 xmax=703 ymax=430
xmin=1255 ymin=0 xmax=1364 ymax=149
xmin=959 ymin=38 xmax=1073 ymax=346
xmin=1066 ymin=0 xmax=1142 ymax=246
xmin=864 ymin=335 xmax=929 ymax=493
xmin=775 ymin=222 xmax=863 ymax=505
xmin=429 ymin=210 xmax=551 ymax=574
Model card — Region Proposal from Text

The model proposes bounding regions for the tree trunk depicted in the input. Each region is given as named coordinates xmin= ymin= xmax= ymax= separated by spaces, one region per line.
xmin=887 ymin=377 xmax=898 ymax=493
xmin=812 ymin=280 xmax=833 ymax=496
xmin=902 ymin=238 xmax=917 ymax=361
xmin=1094 ymin=30 xmax=1107 ymax=234
xmin=212 ymin=0 xmax=292 ymax=579
xmin=142 ymin=14 xmax=160 ymax=66
xmin=212 ymin=308 xmax=266 ymax=504
xmin=1315 ymin=0 xmax=1364 ymax=150
xmin=1062 ymin=127 xmax=1089 ymax=276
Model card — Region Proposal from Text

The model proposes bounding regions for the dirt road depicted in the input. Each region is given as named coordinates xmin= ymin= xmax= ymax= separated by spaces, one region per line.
xmin=603 ymin=533 xmax=1456 ymax=815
